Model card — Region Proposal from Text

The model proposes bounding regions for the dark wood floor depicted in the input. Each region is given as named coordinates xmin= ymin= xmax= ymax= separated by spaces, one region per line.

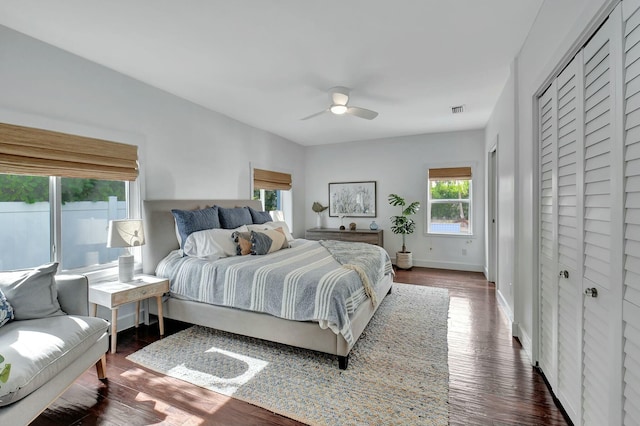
xmin=32 ymin=267 xmax=568 ymax=425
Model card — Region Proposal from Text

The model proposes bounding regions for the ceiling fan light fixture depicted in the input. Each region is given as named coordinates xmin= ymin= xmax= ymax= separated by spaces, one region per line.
xmin=330 ymin=104 xmax=348 ymax=115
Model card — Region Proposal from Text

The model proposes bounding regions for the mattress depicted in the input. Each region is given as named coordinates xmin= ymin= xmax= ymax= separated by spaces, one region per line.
xmin=155 ymin=239 xmax=393 ymax=345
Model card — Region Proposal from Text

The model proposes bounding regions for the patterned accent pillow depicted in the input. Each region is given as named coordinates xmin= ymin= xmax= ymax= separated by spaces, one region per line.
xmin=171 ymin=206 xmax=220 ymax=248
xmin=250 ymin=228 xmax=289 ymax=255
xmin=0 ymin=288 xmax=14 ymax=328
xmin=232 ymin=231 xmax=253 ymax=256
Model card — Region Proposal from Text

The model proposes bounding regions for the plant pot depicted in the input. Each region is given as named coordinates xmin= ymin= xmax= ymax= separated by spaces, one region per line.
xmin=396 ymin=251 xmax=413 ymax=270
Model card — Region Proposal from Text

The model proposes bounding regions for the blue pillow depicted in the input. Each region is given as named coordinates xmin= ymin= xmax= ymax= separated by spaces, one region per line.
xmin=0 ymin=288 xmax=14 ymax=328
xmin=248 ymin=206 xmax=273 ymax=224
xmin=218 ymin=206 xmax=253 ymax=229
xmin=172 ymin=206 xmax=220 ymax=248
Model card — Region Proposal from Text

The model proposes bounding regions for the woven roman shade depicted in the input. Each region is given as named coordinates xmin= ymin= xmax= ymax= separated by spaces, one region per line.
xmin=0 ymin=122 xmax=139 ymax=181
xmin=253 ymin=168 xmax=292 ymax=191
xmin=429 ymin=166 xmax=472 ymax=180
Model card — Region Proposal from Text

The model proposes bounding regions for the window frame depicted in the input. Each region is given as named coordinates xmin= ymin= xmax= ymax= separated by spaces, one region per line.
xmin=425 ymin=163 xmax=475 ymax=237
xmin=53 ymin=176 xmax=140 ymax=276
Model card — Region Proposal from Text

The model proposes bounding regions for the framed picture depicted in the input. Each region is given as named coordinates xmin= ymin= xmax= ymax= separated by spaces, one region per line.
xmin=329 ymin=181 xmax=377 ymax=217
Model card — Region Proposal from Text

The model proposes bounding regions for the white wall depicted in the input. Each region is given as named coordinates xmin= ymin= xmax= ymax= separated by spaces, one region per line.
xmin=485 ymin=63 xmax=516 ymax=322
xmin=305 ymin=130 xmax=486 ymax=272
xmin=0 ymin=25 xmax=306 ymax=238
xmin=487 ymin=0 xmax=615 ymax=361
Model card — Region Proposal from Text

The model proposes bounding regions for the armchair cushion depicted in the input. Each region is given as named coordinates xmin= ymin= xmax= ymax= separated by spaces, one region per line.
xmin=0 ymin=314 xmax=109 ymax=407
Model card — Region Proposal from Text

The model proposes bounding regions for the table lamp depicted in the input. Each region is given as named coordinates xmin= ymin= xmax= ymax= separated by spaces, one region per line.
xmin=107 ymin=219 xmax=145 ymax=282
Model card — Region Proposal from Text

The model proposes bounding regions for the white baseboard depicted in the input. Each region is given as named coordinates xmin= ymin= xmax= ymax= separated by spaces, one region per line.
xmin=404 ymin=258 xmax=484 ymax=272
xmin=496 ymin=289 xmax=514 ymax=323
xmin=514 ymin=323 xmax=534 ymax=365
xmin=483 ymin=266 xmax=489 ymax=279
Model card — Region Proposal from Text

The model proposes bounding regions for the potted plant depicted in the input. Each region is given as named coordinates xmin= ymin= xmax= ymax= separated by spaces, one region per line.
xmin=388 ymin=193 xmax=420 ymax=269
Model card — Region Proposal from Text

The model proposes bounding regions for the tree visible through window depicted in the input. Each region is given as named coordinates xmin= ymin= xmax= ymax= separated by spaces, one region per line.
xmin=427 ymin=167 xmax=472 ymax=235
xmin=253 ymin=189 xmax=280 ymax=212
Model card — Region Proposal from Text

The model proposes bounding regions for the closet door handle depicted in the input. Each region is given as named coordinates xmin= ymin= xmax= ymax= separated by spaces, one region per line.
xmin=584 ymin=288 xmax=598 ymax=298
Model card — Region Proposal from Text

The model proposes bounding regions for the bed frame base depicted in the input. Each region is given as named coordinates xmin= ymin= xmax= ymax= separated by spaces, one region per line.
xmin=339 ymin=355 xmax=349 ymax=370
xmin=142 ymin=199 xmax=393 ymax=369
xmin=149 ymin=274 xmax=392 ymax=368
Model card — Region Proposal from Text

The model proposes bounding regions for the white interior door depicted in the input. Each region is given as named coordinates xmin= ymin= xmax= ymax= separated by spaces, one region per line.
xmin=555 ymin=54 xmax=582 ymax=423
xmin=536 ymin=5 xmax=626 ymax=424
xmin=580 ymin=10 xmax=623 ymax=426
xmin=538 ymin=81 xmax=559 ymax=391
xmin=622 ymin=1 xmax=640 ymax=424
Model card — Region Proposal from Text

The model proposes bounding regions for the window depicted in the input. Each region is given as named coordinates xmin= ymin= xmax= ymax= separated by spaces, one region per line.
xmin=0 ymin=174 xmax=129 ymax=271
xmin=252 ymin=167 xmax=292 ymax=222
xmin=253 ymin=188 xmax=282 ymax=212
xmin=427 ymin=166 xmax=472 ymax=235
xmin=0 ymin=122 xmax=139 ymax=272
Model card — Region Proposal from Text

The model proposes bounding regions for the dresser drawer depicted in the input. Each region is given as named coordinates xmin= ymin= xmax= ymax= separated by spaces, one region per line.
xmin=305 ymin=228 xmax=383 ymax=246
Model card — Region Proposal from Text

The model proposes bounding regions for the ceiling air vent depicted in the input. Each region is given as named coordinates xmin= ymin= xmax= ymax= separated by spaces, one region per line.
xmin=451 ymin=105 xmax=465 ymax=114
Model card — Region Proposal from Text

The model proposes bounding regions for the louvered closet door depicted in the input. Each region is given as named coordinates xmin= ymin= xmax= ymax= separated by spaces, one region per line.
xmin=623 ymin=1 xmax=640 ymax=424
xmin=581 ymin=10 xmax=624 ymax=426
xmin=538 ymin=82 xmax=559 ymax=391
xmin=555 ymin=56 xmax=582 ymax=424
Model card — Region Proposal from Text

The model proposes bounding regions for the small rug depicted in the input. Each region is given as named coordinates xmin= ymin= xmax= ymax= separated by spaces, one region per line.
xmin=127 ymin=283 xmax=449 ymax=425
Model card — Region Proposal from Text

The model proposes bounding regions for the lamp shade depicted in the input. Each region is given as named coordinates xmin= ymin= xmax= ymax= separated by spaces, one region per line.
xmin=107 ymin=219 xmax=145 ymax=248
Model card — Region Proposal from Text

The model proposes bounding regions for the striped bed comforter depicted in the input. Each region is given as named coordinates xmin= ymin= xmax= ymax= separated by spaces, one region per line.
xmin=155 ymin=239 xmax=393 ymax=346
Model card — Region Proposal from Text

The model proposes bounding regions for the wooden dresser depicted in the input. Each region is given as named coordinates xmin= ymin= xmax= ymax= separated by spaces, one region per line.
xmin=305 ymin=228 xmax=383 ymax=246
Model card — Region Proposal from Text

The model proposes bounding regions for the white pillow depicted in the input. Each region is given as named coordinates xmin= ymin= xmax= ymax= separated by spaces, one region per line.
xmin=183 ymin=225 xmax=248 ymax=259
xmin=248 ymin=221 xmax=294 ymax=242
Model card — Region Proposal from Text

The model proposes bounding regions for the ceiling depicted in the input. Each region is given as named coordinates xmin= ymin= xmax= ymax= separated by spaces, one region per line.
xmin=0 ymin=1 xmax=543 ymax=146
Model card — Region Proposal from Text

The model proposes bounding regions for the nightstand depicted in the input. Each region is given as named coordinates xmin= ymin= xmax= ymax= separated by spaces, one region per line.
xmin=89 ymin=275 xmax=169 ymax=353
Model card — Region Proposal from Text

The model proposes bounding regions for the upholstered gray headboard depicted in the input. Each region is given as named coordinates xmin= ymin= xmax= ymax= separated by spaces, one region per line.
xmin=141 ymin=199 xmax=264 ymax=274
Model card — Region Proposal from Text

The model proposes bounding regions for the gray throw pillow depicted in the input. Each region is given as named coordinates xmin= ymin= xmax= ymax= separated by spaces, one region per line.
xmin=0 ymin=262 xmax=65 ymax=320
xmin=218 ymin=206 xmax=253 ymax=229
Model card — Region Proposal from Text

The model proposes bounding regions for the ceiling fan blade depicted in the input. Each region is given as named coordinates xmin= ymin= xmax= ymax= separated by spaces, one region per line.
xmin=300 ymin=109 xmax=328 ymax=120
xmin=330 ymin=87 xmax=350 ymax=106
xmin=347 ymin=106 xmax=378 ymax=120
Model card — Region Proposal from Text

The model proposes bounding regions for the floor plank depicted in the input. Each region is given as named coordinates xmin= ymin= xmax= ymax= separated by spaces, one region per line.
xmin=30 ymin=267 xmax=568 ymax=425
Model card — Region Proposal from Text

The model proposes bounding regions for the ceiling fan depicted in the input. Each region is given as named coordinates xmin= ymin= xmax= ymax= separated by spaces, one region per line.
xmin=301 ymin=86 xmax=378 ymax=120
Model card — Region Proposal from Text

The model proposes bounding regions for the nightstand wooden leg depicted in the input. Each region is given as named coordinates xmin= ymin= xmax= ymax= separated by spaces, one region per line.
xmin=110 ymin=308 xmax=118 ymax=354
xmin=135 ymin=301 xmax=140 ymax=328
xmin=156 ymin=295 xmax=165 ymax=336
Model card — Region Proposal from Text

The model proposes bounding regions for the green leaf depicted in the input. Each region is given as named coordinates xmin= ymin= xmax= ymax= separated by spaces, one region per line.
xmin=387 ymin=193 xmax=405 ymax=207
xmin=0 ymin=364 xmax=11 ymax=383
xmin=0 ymin=354 xmax=4 ymax=363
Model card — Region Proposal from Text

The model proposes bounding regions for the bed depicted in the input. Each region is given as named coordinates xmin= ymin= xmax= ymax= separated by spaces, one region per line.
xmin=142 ymin=199 xmax=393 ymax=369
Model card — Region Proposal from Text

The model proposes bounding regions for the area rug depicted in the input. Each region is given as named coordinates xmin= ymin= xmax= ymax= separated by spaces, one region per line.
xmin=127 ymin=283 xmax=449 ymax=425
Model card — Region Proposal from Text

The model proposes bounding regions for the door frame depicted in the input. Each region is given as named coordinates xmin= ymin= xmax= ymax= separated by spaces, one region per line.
xmin=488 ymin=140 xmax=498 ymax=284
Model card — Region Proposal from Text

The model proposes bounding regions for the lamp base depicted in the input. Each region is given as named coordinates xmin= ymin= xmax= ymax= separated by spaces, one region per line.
xmin=118 ymin=254 xmax=134 ymax=282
